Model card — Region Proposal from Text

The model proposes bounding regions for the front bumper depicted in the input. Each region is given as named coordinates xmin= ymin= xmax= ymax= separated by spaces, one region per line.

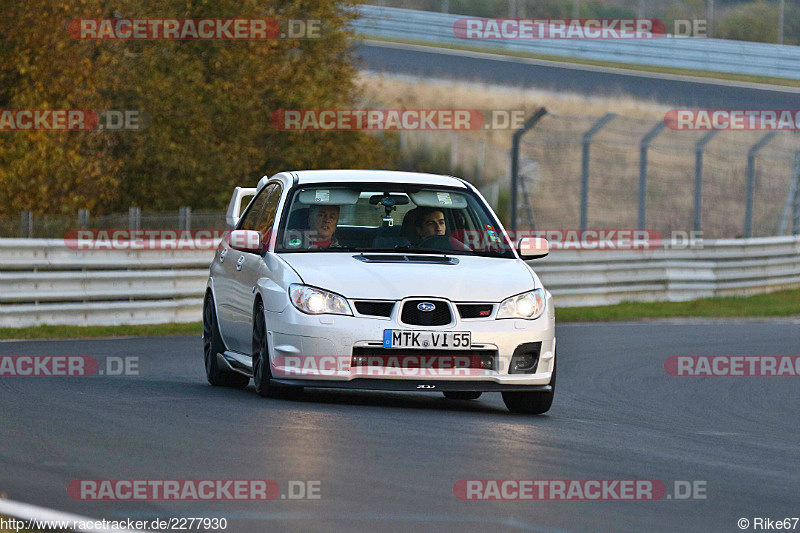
xmin=265 ymin=298 xmax=556 ymax=387
xmin=269 ymin=378 xmax=553 ymax=392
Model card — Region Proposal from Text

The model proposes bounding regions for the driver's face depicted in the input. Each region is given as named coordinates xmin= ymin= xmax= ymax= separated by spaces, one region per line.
xmin=417 ymin=211 xmax=446 ymax=239
xmin=309 ymin=205 xmax=339 ymax=240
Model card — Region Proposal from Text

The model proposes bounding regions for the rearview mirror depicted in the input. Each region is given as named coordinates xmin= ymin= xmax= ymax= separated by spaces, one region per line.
xmin=227 ymin=230 xmax=263 ymax=253
xmin=369 ymin=194 xmax=410 ymax=206
xmin=517 ymin=237 xmax=549 ymax=259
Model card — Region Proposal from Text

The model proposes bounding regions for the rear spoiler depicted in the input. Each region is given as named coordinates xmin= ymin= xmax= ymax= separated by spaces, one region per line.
xmin=226 ymin=187 xmax=257 ymax=228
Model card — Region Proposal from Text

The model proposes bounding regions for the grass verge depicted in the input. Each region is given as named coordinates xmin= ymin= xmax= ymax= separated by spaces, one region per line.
xmin=363 ymin=36 xmax=800 ymax=88
xmin=556 ymin=288 xmax=800 ymax=322
xmin=0 ymin=322 xmax=202 ymax=341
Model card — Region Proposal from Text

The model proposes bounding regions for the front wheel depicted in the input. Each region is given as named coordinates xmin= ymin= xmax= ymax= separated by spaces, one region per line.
xmin=443 ymin=391 xmax=482 ymax=400
xmin=252 ymin=300 xmax=275 ymax=397
xmin=252 ymin=300 xmax=302 ymax=398
xmin=502 ymin=360 xmax=556 ymax=415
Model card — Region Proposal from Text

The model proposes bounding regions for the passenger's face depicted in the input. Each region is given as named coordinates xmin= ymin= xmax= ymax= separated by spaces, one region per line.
xmin=417 ymin=210 xmax=446 ymax=239
xmin=309 ymin=205 xmax=339 ymax=239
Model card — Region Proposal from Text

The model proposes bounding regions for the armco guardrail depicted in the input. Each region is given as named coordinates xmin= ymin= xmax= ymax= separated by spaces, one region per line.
xmin=353 ymin=5 xmax=800 ymax=80
xmin=0 ymin=239 xmax=212 ymax=328
xmin=1 ymin=236 xmax=798 ymax=327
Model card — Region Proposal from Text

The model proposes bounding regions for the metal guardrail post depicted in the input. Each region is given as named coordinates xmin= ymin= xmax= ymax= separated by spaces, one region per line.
xmin=638 ymin=121 xmax=667 ymax=229
xmin=129 ymin=207 xmax=141 ymax=231
xmin=179 ymin=207 xmax=192 ymax=231
xmin=580 ymin=113 xmax=616 ymax=230
xmin=78 ymin=209 xmax=90 ymax=230
xmin=510 ymin=107 xmax=548 ymax=229
xmin=744 ymin=132 xmax=778 ymax=237
xmin=20 ymin=211 xmax=33 ymax=238
xmin=694 ymin=130 xmax=719 ymax=233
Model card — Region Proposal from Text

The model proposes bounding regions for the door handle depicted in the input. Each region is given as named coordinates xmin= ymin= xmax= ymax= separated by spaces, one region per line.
xmin=236 ymin=255 xmax=245 ymax=271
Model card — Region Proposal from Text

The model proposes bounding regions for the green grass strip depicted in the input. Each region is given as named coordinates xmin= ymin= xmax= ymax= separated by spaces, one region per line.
xmin=556 ymin=288 xmax=800 ymax=322
xmin=0 ymin=322 xmax=202 ymax=340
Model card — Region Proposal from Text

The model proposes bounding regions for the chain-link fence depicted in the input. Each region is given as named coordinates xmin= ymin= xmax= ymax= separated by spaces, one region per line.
xmin=0 ymin=208 xmax=228 ymax=239
xmin=515 ymin=112 xmax=800 ymax=238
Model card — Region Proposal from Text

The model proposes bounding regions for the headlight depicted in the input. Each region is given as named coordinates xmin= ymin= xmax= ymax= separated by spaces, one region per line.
xmin=289 ymin=284 xmax=352 ymax=316
xmin=496 ymin=289 xmax=546 ymax=320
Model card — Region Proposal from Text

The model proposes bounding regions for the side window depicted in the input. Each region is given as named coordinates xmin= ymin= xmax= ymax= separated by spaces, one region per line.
xmin=238 ymin=184 xmax=276 ymax=231
xmin=254 ymin=183 xmax=283 ymax=238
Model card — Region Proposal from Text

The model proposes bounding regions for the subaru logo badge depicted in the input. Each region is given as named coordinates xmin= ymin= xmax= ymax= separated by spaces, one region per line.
xmin=417 ymin=302 xmax=436 ymax=312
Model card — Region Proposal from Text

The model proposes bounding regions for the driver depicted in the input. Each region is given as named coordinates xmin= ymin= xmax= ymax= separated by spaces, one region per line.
xmin=307 ymin=204 xmax=341 ymax=249
xmin=415 ymin=207 xmax=447 ymax=240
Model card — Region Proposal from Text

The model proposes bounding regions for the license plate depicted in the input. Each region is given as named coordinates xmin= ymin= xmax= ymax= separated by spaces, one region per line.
xmin=383 ymin=330 xmax=471 ymax=350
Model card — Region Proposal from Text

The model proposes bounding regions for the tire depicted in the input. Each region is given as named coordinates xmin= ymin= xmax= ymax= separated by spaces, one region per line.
xmin=501 ymin=359 xmax=556 ymax=415
xmin=443 ymin=391 xmax=482 ymax=400
xmin=203 ymin=294 xmax=249 ymax=389
xmin=251 ymin=300 xmax=275 ymax=397
xmin=251 ymin=299 xmax=305 ymax=398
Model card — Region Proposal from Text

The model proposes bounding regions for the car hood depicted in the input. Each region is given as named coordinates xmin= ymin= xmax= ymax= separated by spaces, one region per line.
xmin=279 ymin=253 xmax=537 ymax=301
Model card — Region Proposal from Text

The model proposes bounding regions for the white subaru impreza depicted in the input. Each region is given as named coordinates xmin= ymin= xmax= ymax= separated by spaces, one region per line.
xmin=204 ymin=170 xmax=556 ymax=414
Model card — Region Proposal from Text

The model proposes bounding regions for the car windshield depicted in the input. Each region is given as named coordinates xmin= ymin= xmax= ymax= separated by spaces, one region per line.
xmin=276 ymin=183 xmax=515 ymax=257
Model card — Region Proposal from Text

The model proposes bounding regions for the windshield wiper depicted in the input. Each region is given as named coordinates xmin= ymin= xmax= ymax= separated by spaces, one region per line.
xmin=468 ymin=249 xmax=512 ymax=257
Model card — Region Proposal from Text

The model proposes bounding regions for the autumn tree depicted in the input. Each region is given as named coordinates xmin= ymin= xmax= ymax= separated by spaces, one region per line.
xmin=0 ymin=0 xmax=391 ymax=216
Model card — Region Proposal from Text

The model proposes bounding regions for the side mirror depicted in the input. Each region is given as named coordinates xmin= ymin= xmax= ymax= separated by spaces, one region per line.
xmin=517 ymin=237 xmax=549 ymax=259
xmin=227 ymin=230 xmax=263 ymax=253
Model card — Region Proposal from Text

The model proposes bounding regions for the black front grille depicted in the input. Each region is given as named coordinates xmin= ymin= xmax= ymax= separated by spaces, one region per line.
xmin=457 ymin=304 xmax=494 ymax=319
xmin=352 ymin=347 xmax=497 ymax=370
xmin=354 ymin=301 xmax=395 ymax=317
xmin=400 ymin=300 xmax=452 ymax=326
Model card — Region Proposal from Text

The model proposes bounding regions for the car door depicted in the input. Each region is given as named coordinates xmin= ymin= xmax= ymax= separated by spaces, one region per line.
xmin=212 ymin=184 xmax=275 ymax=353
xmin=226 ymin=182 xmax=283 ymax=353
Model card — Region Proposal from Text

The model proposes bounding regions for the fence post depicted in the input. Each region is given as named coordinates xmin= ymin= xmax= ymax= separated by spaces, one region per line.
xmin=510 ymin=107 xmax=548 ymax=229
xmin=449 ymin=132 xmax=458 ymax=172
xmin=129 ymin=206 xmax=141 ymax=231
xmin=744 ymin=132 xmax=778 ymax=237
xmin=638 ymin=121 xmax=667 ymax=229
xmin=476 ymin=140 xmax=485 ymax=182
xmin=694 ymin=130 xmax=719 ymax=233
xmin=794 ymin=156 xmax=800 ymax=236
xmin=20 ymin=210 xmax=33 ymax=238
xmin=78 ymin=209 xmax=90 ymax=229
xmin=580 ymin=113 xmax=617 ymax=230
xmin=179 ymin=206 xmax=192 ymax=230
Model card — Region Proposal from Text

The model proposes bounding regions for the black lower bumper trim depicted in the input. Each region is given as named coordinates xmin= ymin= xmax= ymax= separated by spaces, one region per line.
xmin=269 ymin=378 xmax=552 ymax=392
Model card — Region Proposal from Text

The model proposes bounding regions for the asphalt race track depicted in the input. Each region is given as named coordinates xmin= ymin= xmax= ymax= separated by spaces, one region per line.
xmin=356 ymin=41 xmax=800 ymax=109
xmin=1 ymin=321 xmax=799 ymax=532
